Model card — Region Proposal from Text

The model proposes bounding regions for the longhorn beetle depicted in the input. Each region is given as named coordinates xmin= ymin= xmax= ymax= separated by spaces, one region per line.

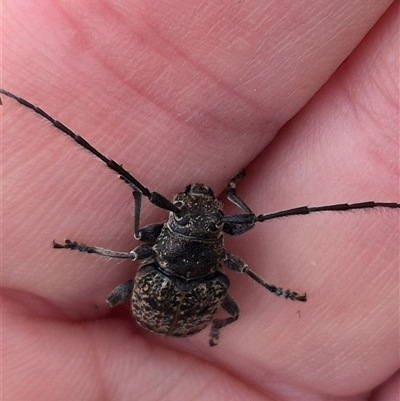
xmin=2 ymin=89 xmax=399 ymax=346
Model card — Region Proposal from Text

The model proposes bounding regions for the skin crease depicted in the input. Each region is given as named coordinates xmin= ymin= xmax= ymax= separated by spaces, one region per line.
xmin=2 ymin=0 xmax=399 ymax=400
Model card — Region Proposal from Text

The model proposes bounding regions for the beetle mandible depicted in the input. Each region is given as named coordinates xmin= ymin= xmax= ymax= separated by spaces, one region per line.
xmin=1 ymin=88 xmax=399 ymax=346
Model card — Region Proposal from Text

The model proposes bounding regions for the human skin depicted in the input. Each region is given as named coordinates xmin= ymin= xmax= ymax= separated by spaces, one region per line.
xmin=2 ymin=1 xmax=399 ymax=400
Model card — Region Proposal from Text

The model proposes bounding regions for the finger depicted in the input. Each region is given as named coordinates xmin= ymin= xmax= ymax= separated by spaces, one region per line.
xmin=3 ymin=0 xmax=395 ymax=310
xmin=216 ymin=2 xmax=399 ymax=395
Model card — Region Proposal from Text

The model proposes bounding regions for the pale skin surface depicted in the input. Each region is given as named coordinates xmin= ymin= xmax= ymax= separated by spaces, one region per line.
xmin=2 ymin=1 xmax=399 ymax=400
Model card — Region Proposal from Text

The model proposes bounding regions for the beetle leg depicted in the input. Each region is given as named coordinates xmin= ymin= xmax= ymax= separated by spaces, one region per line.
xmin=107 ymin=279 xmax=134 ymax=306
xmin=209 ymin=293 xmax=239 ymax=346
xmin=53 ymin=239 xmax=157 ymax=262
xmin=226 ymin=170 xmax=253 ymax=213
xmin=129 ymin=189 xmax=165 ymax=242
xmin=130 ymin=244 xmax=156 ymax=260
xmin=131 ymin=189 xmax=143 ymax=239
xmin=135 ymin=223 xmax=164 ymax=243
xmin=53 ymin=239 xmax=136 ymax=258
xmin=221 ymin=213 xmax=256 ymax=236
xmin=225 ymin=253 xmax=307 ymax=302
xmin=223 ymin=170 xmax=257 ymax=235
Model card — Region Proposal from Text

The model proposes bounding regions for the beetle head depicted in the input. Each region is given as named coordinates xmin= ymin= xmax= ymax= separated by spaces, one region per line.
xmin=168 ymin=184 xmax=224 ymax=238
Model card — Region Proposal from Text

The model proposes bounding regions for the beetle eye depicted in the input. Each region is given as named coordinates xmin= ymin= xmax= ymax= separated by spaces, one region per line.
xmin=174 ymin=201 xmax=183 ymax=208
xmin=175 ymin=215 xmax=190 ymax=226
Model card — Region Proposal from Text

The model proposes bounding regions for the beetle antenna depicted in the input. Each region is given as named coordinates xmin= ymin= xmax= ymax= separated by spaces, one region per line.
xmin=221 ymin=171 xmax=399 ymax=235
xmin=0 ymin=89 xmax=180 ymax=214
xmin=255 ymin=201 xmax=400 ymax=222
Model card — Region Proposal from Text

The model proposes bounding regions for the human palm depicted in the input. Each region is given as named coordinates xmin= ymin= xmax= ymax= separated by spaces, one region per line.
xmin=3 ymin=1 xmax=399 ymax=400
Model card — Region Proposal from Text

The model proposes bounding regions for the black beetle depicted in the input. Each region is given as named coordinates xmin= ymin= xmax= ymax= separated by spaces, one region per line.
xmin=1 ymin=89 xmax=399 ymax=346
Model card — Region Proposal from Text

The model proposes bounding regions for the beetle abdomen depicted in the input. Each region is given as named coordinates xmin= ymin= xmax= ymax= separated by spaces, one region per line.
xmin=132 ymin=263 xmax=230 ymax=337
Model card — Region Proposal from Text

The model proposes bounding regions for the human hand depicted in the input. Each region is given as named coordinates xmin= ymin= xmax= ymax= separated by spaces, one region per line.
xmin=3 ymin=1 xmax=398 ymax=400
